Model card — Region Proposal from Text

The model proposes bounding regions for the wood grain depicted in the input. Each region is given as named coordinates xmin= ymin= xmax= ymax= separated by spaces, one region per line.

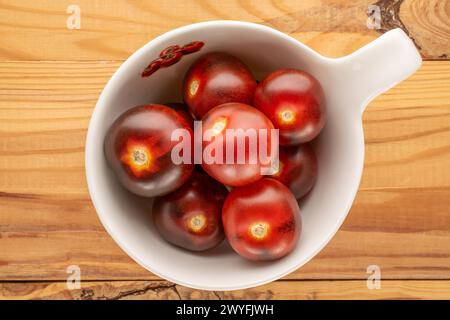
xmin=0 ymin=60 xmax=449 ymax=281
xmin=2 ymin=280 xmax=450 ymax=300
xmin=0 ymin=0 xmax=448 ymax=60
xmin=0 ymin=0 xmax=448 ymax=301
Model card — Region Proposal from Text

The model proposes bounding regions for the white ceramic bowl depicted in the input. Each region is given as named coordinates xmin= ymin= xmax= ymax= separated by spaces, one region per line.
xmin=85 ymin=21 xmax=421 ymax=290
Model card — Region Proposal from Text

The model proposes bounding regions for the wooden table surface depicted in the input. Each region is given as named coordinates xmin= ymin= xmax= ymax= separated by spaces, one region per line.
xmin=0 ymin=0 xmax=450 ymax=300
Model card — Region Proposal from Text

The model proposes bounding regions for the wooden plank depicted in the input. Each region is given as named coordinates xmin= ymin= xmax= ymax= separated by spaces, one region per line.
xmin=2 ymin=280 xmax=450 ymax=300
xmin=0 ymin=0 xmax=448 ymax=60
xmin=0 ymin=60 xmax=449 ymax=281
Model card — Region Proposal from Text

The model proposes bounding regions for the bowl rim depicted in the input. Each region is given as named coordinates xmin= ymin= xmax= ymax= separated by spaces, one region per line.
xmin=85 ymin=20 xmax=365 ymax=291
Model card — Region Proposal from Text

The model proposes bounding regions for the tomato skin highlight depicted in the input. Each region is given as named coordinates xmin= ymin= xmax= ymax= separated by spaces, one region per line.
xmin=200 ymin=103 xmax=276 ymax=187
xmin=253 ymin=68 xmax=326 ymax=145
xmin=271 ymin=143 xmax=318 ymax=199
xmin=104 ymin=104 xmax=194 ymax=197
xmin=183 ymin=52 xmax=257 ymax=119
xmin=222 ymin=178 xmax=301 ymax=261
xmin=152 ymin=171 xmax=228 ymax=251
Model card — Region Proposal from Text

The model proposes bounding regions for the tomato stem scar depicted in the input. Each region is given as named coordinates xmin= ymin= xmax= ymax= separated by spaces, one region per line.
xmin=249 ymin=222 xmax=269 ymax=240
xmin=188 ymin=214 xmax=207 ymax=233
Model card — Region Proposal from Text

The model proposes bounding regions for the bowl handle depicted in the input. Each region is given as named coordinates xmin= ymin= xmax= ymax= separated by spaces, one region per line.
xmin=332 ymin=28 xmax=422 ymax=114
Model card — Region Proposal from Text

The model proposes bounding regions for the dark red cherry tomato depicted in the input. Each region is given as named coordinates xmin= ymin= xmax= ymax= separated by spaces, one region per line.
xmin=104 ymin=104 xmax=194 ymax=197
xmin=222 ymin=178 xmax=301 ymax=261
xmin=165 ymin=102 xmax=195 ymax=128
xmin=271 ymin=143 xmax=317 ymax=199
xmin=152 ymin=171 xmax=228 ymax=251
xmin=201 ymin=103 xmax=276 ymax=187
xmin=253 ymin=68 xmax=326 ymax=145
xmin=183 ymin=52 xmax=257 ymax=119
